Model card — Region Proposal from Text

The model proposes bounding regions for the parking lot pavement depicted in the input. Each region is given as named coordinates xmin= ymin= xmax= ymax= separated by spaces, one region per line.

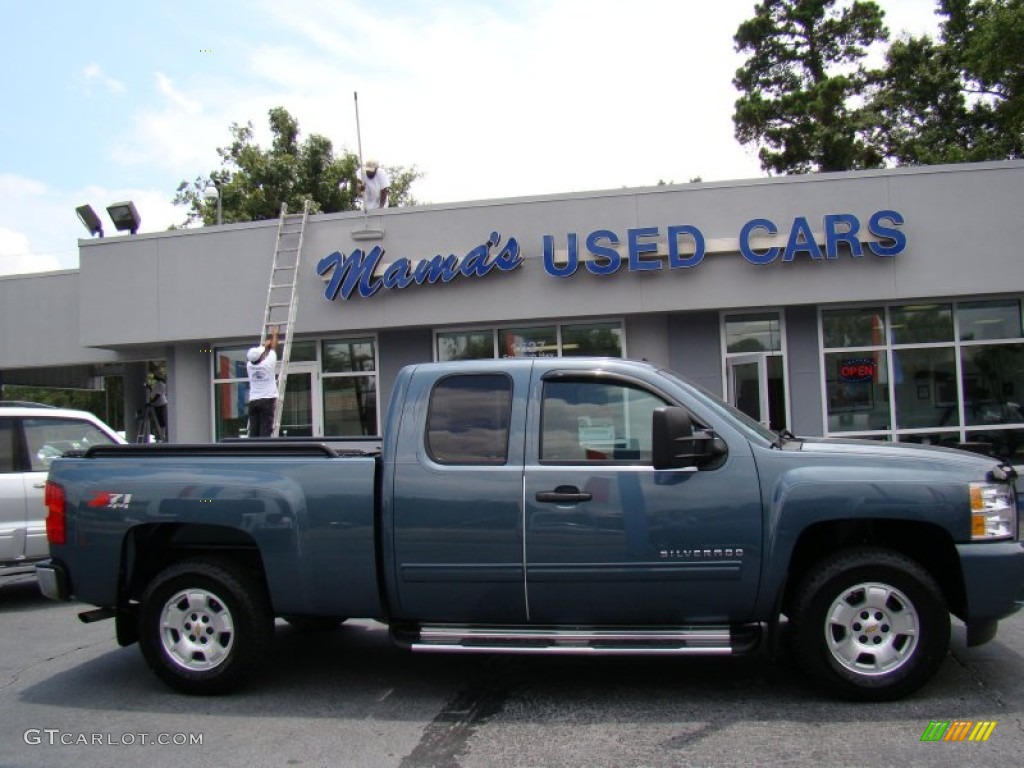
xmin=2 ymin=577 xmax=1022 ymax=768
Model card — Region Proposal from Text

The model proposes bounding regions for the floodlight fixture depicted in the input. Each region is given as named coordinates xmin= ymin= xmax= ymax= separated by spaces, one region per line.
xmin=106 ymin=200 xmax=141 ymax=235
xmin=75 ymin=204 xmax=104 ymax=238
xmin=203 ymin=182 xmax=223 ymax=225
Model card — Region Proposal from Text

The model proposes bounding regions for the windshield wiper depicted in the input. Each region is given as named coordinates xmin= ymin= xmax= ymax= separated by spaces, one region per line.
xmin=773 ymin=428 xmax=798 ymax=448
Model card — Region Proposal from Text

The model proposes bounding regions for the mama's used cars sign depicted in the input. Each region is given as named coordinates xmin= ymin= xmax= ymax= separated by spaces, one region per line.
xmin=316 ymin=210 xmax=905 ymax=302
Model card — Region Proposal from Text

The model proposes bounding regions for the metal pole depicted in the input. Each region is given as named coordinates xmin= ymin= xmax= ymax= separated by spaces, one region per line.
xmin=354 ymin=91 xmax=369 ymax=229
xmin=216 ymin=186 xmax=223 ymax=226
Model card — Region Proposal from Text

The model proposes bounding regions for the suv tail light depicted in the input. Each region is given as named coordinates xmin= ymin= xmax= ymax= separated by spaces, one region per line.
xmin=45 ymin=481 xmax=66 ymax=545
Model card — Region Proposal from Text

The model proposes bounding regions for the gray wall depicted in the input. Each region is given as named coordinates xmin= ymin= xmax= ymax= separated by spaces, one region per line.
xmin=0 ymin=271 xmax=119 ymax=367
xmin=377 ymin=327 xmax=434 ymax=418
xmin=171 ymin=343 xmax=213 ymax=443
xmin=70 ymin=161 xmax=1024 ymax=350
xmin=784 ymin=305 xmax=825 ymax=437
xmin=666 ymin=311 xmax=723 ymax=394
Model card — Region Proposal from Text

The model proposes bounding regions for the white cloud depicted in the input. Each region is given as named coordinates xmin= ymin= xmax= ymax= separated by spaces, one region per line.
xmin=0 ymin=226 xmax=61 ymax=275
xmin=0 ymin=174 xmax=187 ymax=276
xmin=82 ymin=63 xmax=126 ymax=94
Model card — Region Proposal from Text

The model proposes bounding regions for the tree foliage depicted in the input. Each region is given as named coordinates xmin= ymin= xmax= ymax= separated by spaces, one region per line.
xmin=872 ymin=0 xmax=1024 ymax=164
xmin=733 ymin=0 xmax=890 ymax=174
xmin=174 ymin=107 xmax=421 ymax=226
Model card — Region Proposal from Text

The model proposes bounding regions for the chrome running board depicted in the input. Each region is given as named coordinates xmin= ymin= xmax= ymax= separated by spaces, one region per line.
xmin=405 ymin=625 xmax=755 ymax=655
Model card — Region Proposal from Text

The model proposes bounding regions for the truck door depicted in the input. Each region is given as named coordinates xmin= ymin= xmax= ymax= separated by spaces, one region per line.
xmin=390 ymin=365 xmax=531 ymax=623
xmin=0 ymin=418 xmax=28 ymax=563
xmin=523 ymin=371 xmax=762 ymax=624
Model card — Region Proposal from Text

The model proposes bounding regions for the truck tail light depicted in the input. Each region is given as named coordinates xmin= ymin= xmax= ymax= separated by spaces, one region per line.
xmin=45 ymin=481 xmax=66 ymax=545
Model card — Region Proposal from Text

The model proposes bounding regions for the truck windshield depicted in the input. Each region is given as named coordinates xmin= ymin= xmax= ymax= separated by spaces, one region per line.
xmin=657 ymin=367 xmax=779 ymax=445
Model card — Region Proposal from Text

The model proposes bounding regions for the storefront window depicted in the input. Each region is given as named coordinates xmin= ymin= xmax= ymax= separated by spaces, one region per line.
xmin=824 ymin=352 xmax=890 ymax=432
xmin=726 ymin=313 xmax=781 ymax=353
xmin=214 ymin=381 xmax=250 ymax=440
xmin=289 ymin=340 xmax=317 ymax=363
xmin=822 ymin=300 xmax=1024 ymax=459
xmin=437 ymin=330 xmax=495 ymax=361
xmin=961 ymin=428 xmax=1024 ymax=464
xmin=437 ymin=321 xmax=624 ymax=361
xmin=213 ymin=347 xmax=250 ymax=440
xmin=959 ymin=299 xmax=1022 ymax=341
xmin=893 ymin=347 xmax=958 ymax=430
xmin=498 ymin=326 xmax=557 ymax=358
xmin=322 ymin=337 xmax=377 ymax=435
xmin=322 ymin=377 xmax=377 ymax=435
xmin=961 ymin=344 xmax=1024 ymax=427
xmin=323 ymin=338 xmax=375 ymax=373
xmin=890 ymin=303 xmax=953 ymax=345
xmin=822 ymin=307 xmax=884 ymax=348
xmin=561 ymin=322 xmax=623 ymax=357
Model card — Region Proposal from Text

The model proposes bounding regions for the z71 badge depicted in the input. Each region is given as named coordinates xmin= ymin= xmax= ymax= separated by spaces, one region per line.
xmin=87 ymin=492 xmax=133 ymax=509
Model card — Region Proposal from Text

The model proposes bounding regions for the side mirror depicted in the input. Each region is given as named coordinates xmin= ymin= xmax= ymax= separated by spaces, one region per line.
xmin=652 ymin=406 xmax=723 ymax=470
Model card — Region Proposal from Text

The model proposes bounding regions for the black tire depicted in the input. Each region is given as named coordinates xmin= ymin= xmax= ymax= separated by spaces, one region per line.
xmin=790 ymin=547 xmax=949 ymax=701
xmin=282 ymin=615 xmax=348 ymax=632
xmin=139 ymin=558 xmax=273 ymax=695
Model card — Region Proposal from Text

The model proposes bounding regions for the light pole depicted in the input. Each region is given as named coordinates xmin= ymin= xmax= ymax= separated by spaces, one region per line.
xmin=203 ymin=180 xmax=222 ymax=226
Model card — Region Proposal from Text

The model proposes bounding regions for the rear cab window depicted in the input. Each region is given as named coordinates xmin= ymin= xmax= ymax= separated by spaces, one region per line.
xmin=426 ymin=374 xmax=513 ymax=465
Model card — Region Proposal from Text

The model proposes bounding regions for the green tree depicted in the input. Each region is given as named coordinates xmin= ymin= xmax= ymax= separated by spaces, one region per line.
xmin=733 ymin=0 xmax=889 ymax=174
xmin=174 ymin=107 xmax=421 ymax=226
xmin=873 ymin=0 xmax=1024 ymax=164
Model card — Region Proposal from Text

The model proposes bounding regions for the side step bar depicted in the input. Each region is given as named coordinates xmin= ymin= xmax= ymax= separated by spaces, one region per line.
xmin=403 ymin=624 xmax=760 ymax=656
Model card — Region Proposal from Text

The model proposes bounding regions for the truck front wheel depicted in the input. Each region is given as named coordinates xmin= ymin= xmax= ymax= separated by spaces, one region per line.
xmin=790 ymin=547 xmax=950 ymax=701
xmin=139 ymin=558 xmax=272 ymax=695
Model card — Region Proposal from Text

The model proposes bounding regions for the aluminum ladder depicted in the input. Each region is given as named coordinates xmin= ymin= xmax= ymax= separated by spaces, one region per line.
xmin=261 ymin=200 xmax=310 ymax=437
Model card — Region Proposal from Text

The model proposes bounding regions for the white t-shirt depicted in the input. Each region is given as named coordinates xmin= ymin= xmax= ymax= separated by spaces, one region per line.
xmin=362 ymin=167 xmax=390 ymax=210
xmin=247 ymin=349 xmax=278 ymax=400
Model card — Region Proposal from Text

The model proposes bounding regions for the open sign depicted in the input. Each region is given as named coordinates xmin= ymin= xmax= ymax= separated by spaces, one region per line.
xmin=840 ymin=358 xmax=876 ymax=382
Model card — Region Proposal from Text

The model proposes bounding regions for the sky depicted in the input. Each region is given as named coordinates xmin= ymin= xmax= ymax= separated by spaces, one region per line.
xmin=0 ymin=0 xmax=944 ymax=276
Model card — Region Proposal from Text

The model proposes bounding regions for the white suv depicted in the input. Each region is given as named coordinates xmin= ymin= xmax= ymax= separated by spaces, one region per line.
xmin=0 ymin=403 xmax=125 ymax=578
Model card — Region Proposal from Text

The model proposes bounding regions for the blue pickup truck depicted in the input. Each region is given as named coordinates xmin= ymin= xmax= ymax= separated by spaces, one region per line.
xmin=37 ymin=358 xmax=1024 ymax=700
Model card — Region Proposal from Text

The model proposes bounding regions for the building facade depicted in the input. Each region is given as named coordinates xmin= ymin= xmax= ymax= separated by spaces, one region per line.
xmin=1 ymin=160 xmax=1022 ymax=462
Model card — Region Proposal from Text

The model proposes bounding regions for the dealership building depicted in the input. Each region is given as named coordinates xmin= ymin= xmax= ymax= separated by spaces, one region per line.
xmin=1 ymin=160 xmax=1022 ymax=462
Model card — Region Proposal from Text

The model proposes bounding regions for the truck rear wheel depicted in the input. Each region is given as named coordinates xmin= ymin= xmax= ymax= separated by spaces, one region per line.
xmin=790 ymin=547 xmax=949 ymax=701
xmin=139 ymin=558 xmax=272 ymax=695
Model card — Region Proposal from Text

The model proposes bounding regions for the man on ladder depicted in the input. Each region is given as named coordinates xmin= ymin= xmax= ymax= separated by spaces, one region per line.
xmin=245 ymin=325 xmax=280 ymax=438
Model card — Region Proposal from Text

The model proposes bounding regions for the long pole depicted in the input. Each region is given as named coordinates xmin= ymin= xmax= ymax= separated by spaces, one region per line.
xmin=354 ymin=91 xmax=369 ymax=229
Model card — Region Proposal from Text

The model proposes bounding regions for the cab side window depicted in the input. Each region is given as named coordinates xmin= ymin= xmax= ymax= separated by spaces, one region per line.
xmin=426 ymin=374 xmax=513 ymax=465
xmin=0 ymin=419 xmax=16 ymax=473
xmin=541 ymin=380 xmax=667 ymax=463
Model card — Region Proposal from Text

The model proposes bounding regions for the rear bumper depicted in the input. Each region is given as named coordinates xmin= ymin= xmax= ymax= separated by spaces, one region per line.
xmin=35 ymin=560 xmax=71 ymax=601
xmin=956 ymin=540 xmax=1024 ymax=623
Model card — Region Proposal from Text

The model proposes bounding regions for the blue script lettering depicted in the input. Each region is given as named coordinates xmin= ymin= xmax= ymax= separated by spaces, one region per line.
xmin=317 ymin=232 xmax=522 ymax=301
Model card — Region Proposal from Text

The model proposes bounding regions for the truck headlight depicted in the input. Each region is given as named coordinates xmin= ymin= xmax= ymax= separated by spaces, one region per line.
xmin=970 ymin=482 xmax=1017 ymax=540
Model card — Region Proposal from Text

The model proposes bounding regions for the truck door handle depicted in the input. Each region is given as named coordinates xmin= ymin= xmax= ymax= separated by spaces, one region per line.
xmin=535 ymin=485 xmax=592 ymax=503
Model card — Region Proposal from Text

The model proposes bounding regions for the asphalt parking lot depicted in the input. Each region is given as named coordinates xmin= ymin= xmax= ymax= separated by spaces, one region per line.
xmin=2 ymin=573 xmax=1022 ymax=768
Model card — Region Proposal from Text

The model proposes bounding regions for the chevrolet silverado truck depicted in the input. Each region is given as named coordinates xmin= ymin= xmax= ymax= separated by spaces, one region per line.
xmin=36 ymin=358 xmax=1024 ymax=700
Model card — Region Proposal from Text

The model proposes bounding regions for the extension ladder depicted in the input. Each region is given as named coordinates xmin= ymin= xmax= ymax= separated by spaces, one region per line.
xmin=261 ymin=200 xmax=310 ymax=437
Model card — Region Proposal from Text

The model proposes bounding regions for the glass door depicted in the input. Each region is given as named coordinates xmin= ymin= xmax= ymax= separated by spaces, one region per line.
xmin=727 ymin=353 xmax=769 ymax=427
xmin=278 ymin=362 xmax=320 ymax=437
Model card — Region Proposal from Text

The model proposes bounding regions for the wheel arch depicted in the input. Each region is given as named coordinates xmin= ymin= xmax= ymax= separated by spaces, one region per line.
xmin=120 ymin=523 xmax=268 ymax=606
xmin=780 ymin=519 xmax=966 ymax=621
